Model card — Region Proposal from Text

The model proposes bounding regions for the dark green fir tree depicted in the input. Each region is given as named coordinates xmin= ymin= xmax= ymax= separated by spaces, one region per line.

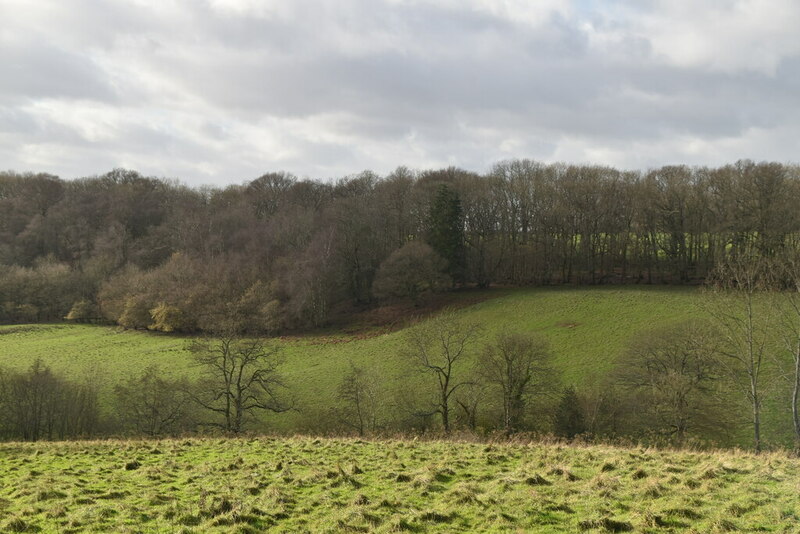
xmin=553 ymin=386 xmax=586 ymax=439
xmin=426 ymin=184 xmax=465 ymax=285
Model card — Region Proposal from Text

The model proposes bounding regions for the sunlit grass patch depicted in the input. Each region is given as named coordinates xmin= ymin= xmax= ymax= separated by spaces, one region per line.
xmin=0 ymin=436 xmax=797 ymax=532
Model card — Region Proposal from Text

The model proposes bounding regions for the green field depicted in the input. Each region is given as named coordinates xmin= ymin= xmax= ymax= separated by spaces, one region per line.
xmin=0 ymin=287 xmax=702 ymax=419
xmin=1 ymin=286 xmax=792 ymax=445
xmin=0 ymin=436 xmax=797 ymax=532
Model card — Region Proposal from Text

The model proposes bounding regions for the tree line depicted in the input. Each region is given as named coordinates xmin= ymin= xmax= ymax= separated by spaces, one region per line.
xmin=1 ymin=160 xmax=799 ymax=333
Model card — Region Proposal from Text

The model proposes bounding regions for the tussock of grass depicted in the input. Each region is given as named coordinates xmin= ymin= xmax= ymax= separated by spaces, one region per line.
xmin=710 ymin=517 xmax=739 ymax=532
xmin=123 ymin=459 xmax=141 ymax=471
xmin=630 ymin=468 xmax=647 ymax=480
xmin=578 ymin=517 xmax=634 ymax=532
xmin=524 ymin=474 xmax=552 ymax=486
xmin=549 ymin=466 xmax=580 ymax=481
xmin=446 ymin=482 xmax=483 ymax=505
xmin=642 ymin=481 xmax=665 ymax=498
xmin=665 ymin=507 xmax=704 ymax=520
xmin=600 ymin=461 xmax=617 ymax=472
xmin=418 ymin=510 xmax=454 ymax=523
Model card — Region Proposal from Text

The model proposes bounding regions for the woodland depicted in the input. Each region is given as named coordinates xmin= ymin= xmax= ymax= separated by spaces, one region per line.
xmin=1 ymin=159 xmax=797 ymax=333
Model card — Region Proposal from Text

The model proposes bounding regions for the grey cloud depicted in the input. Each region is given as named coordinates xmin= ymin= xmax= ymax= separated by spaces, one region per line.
xmin=0 ymin=0 xmax=798 ymax=184
xmin=0 ymin=42 xmax=117 ymax=102
xmin=0 ymin=107 xmax=40 ymax=135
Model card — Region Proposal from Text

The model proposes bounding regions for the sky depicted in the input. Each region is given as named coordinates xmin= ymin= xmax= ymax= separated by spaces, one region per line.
xmin=1 ymin=0 xmax=799 ymax=185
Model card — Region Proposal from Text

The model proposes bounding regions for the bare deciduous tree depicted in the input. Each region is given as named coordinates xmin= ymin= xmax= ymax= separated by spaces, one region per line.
xmin=114 ymin=365 xmax=193 ymax=436
xmin=704 ymin=251 xmax=774 ymax=453
xmin=334 ymin=362 xmax=379 ymax=436
xmin=402 ymin=311 xmax=479 ymax=433
xmin=454 ymin=382 xmax=485 ymax=432
xmin=479 ymin=332 xmax=555 ymax=435
xmin=775 ymin=251 xmax=800 ymax=452
xmin=615 ymin=320 xmax=726 ymax=444
xmin=190 ymin=336 xmax=291 ymax=433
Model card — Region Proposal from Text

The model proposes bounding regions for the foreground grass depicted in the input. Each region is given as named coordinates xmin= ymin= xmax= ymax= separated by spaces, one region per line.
xmin=0 ymin=436 xmax=797 ymax=533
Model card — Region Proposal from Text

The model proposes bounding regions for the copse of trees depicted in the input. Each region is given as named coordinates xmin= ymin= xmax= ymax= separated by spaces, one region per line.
xmin=613 ymin=320 xmax=729 ymax=444
xmin=2 ymin=160 xmax=800 ymax=333
xmin=0 ymin=359 xmax=100 ymax=441
xmin=114 ymin=365 xmax=193 ymax=436
xmin=0 ymin=332 xmax=292 ymax=441
xmin=478 ymin=332 xmax=556 ymax=435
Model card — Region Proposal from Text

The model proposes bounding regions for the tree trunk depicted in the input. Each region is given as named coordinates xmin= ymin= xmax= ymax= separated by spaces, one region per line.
xmin=752 ymin=388 xmax=761 ymax=454
xmin=441 ymin=400 xmax=450 ymax=433
xmin=793 ymin=350 xmax=800 ymax=454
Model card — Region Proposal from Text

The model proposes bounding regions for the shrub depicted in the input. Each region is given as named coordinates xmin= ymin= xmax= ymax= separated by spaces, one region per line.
xmin=65 ymin=300 xmax=98 ymax=323
xmin=118 ymin=298 xmax=152 ymax=330
xmin=373 ymin=241 xmax=450 ymax=305
xmin=149 ymin=303 xmax=190 ymax=333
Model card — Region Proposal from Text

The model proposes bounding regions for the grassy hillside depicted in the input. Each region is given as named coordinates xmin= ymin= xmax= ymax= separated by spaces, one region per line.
xmin=3 ymin=285 xmax=797 ymax=446
xmin=0 ymin=287 xmax=705 ymax=421
xmin=0 ymin=436 xmax=797 ymax=532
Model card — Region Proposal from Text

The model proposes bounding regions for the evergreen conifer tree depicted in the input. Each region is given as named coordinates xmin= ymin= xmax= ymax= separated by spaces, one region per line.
xmin=426 ymin=184 xmax=465 ymax=284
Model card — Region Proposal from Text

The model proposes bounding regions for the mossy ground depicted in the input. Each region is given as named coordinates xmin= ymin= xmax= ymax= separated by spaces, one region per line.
xmin=0 ymin=436 xmax=797 ymax=533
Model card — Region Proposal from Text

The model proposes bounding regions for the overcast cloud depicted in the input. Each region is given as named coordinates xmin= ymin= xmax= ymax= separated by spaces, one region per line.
xmin=1 ymin=0 xmax=798 ymax=184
